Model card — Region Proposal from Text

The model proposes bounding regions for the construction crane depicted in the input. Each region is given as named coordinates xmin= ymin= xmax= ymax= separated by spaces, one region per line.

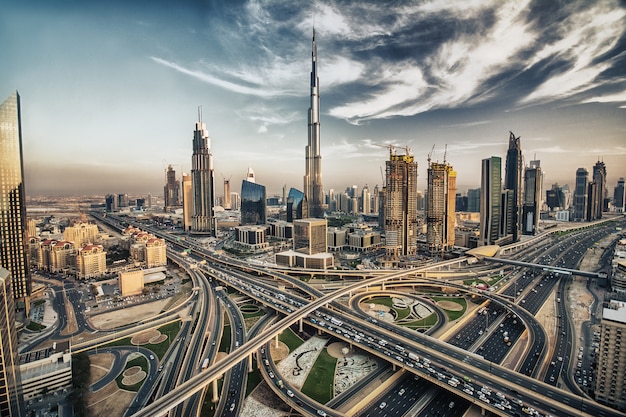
xmin=373 ymin=143 xmax=396 ymax=156
xmin=374 ymin=143 xmax=413 ymax=157
xmin=427 ymin=144 xmax=435 ymax=165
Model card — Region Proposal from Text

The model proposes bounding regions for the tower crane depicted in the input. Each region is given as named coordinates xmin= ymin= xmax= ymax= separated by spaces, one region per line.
xmin=427 ymin=144 xmax=435 ymax=165
xmin=373 ymin=143 xmax=396 ymax=156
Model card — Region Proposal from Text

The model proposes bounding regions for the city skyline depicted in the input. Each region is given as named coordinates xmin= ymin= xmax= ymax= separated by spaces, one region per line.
xmin=2 ymin=1 xmax=625 ymax=197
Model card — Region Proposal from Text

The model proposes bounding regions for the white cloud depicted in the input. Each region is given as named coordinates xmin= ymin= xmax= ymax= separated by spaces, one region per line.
xmin=329 ymin=64 xmax=428 ymax=122
xmin=151 ymin=56 xmax=292 ymax=98
xmin=582 ymin=90 xmax=626 ymax=104
xmin=328 ymin=0 xmax=536 ymax=122
xmin=521 ymin=5 xmax=626 ymax=104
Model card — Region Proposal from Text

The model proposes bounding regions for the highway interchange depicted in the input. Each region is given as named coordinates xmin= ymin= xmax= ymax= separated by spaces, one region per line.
xmin=56 ymin=213 xmax=626 ymax=417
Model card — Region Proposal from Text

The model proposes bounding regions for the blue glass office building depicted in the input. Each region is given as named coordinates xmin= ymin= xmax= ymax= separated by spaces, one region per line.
xmin=287 ymin=188 xmax=307 ymax=223
xmin=241 ymin=181 xmax=266 ymax=225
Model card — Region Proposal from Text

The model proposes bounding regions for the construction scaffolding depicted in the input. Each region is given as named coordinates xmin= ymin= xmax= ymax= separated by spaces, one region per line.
xmin=426 ymin=160 xmax=456 ymax=257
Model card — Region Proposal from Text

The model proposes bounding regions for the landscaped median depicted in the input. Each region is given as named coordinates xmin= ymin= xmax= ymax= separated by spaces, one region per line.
xmin=116 ymin=354 xmax=148 ymax=392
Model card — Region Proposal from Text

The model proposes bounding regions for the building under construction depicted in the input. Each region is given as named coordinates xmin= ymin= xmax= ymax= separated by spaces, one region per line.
xmin=426 ymin=159 xmax=456 ymax=256
xmin=383 ymin=146 xmax=418 ymax=265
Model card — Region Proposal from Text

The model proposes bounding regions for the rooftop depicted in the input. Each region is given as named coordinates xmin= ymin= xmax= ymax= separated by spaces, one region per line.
xmin=603 ymin=300 xmax=626 ymax=325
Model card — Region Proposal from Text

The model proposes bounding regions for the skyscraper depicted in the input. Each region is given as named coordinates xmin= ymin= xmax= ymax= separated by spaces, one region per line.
xmin=182 ymin=173 xmax=192 ymax=232
xmin=223 ymin=176 xmax=231 ymax=210
xmin=504 ymin=131 xmax=522 ymax=241
xmin=522 ymin=165 xmax=542 ymax=235
xmin=595 ymin=300 xmax=626 ymax=412
xmin=190 ymin=109 xmax=216 ymax=235
xmin=546 ymin=183 xmax=566 ymax=211
xmin=573 ymin=168 xmax=589 ymax=221
xmin=426 ymin=160 xmax=456 ymax=255
xmin=240 ymin=179 xmax=266 ymax=226
xmin=384 ymin=148 xmax=418 ymax=260
xmin=163 ymin=165 xmax=181 ymax=211
xmin=467 ymin=188 xmax=481 ymax=213
xmin=303 ymin=29 xmax=326 ymax=218
xmin=0 ymin=92 xmax=31 ymax=308
xmin=593 ymin=160 xmax=607 ymax=216
xmin=480 ymin=156 xmax=502 ymax=246
xmin=286 ymin=188 xmax=307 ymax=223
xmin=362 ymin=184 xmax=371 ymax=214
xmin=0 ymin=267 xmax=22 ymax=416
xmin=614 ymin=178 xmax=625 ymax=213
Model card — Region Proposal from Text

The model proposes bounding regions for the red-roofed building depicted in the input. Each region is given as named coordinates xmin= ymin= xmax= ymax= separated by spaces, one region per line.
xmin=76 ymin=245 xmax=106 ymax=279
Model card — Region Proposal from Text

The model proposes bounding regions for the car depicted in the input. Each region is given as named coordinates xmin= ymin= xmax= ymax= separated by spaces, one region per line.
xmin=317 ymin=410 xmax=327 ymax=416
xmin=229 ymin=403 xmax=235 ymax=412
xmin=379 ymin=402 xmax=387 ymax=409
xmin=158 ymin=365 xmax=163 ymax=372
xmin=398 ymin=388 xmax=405 ymax=396
xmin=149 ymin=354 xmax=155 ymax=360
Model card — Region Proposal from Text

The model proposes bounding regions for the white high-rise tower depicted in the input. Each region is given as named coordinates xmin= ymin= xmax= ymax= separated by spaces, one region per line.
xmin=304 ymin=29 xmax=326 ymax=218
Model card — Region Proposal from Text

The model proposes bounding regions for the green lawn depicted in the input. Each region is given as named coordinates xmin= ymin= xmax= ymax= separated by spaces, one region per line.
xmin=301 ymin=348 xmax=336 ymax=404
xmin=220 ymin=324 xmax=232 ymax=353
xmin=115 ymin=355 xmax=148 ymax=392
xmin=366 ymin=296 xmax=411 ymax=321
xmin=246 ymin=358 xmax=262 ymax=396
xmin=26 ymin=321 xmax=46 ymax=331
xmin=100 ymin=321 xmax=181 ymax=360
xmin=403 ymin=313 xmax=438 ymax=330
xmin=278 ymin=327 xmax=304 ymax=352
xmin=432 ymin=297 xmax=467 ymax=321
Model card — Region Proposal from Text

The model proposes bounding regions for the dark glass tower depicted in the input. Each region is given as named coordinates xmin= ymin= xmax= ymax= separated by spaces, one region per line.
xmin=164 ymin=165 xmax=181 ymax=210
xmin=504 ymin=131 xmax=522 ymax=241
xmin=240 ymin=180 xmax=267 ymax=225
xmin=191 ymin=109 xmax=215 ymax=235
xmin=0 ymin=92 xmax=31 ymax=307
xmin=304 ymin=29 xmax=326 ymax=218
xmin=287 ymin=188 xmax=308 ymax=223
xmin=614 ymin=178 xmax=625 ymax=213
xmin=480 ymin=156 xmax=502 ymax=245
xmin=593 ymin=160 xmax=607 ymax=216
xmin=522 ymin=164 xmax=542 ymax=235
xmin=573 ymin=168 xmax=588 ymax=221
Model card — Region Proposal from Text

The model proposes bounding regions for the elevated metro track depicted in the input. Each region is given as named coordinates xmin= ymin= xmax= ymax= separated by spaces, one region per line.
xmin=482 ymin=256 xmax=607 ymax=279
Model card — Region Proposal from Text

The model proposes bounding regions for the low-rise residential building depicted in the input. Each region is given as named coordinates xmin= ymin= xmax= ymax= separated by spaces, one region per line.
xmin=76 ymin=244 xmax=107 ymax=279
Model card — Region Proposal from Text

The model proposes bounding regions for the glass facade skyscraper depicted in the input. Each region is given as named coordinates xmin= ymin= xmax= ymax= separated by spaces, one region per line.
xmin=573 ymin=168 xmax=588 ymax=221
xmin=0 ymin=92 xmax=31 ymax=307
xmin=241 ymin=180 xmax=266 ymax=225
xmin=0 ymin=268 xmax=22 ymax=416
xmin=504 ymin=132 xmax=522 ymax=241
xmin=480 ymin=156 xmax=502 ymax=245
xmin=287 ymin=188 xmax=307 ymax=223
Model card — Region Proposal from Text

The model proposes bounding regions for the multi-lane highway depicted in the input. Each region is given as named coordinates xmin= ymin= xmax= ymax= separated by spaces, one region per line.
xmin=88 ymin=212 xmax=625 ymax=417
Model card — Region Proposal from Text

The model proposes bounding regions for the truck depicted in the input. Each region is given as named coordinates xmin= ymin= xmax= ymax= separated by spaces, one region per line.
xmin=408 ymin=352 xmax=419 ymax=361
xmin=201 ymin=358 xmax=209 ymax=369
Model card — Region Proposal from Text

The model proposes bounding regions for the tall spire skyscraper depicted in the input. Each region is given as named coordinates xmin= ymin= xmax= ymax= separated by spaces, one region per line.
xmin=304 ymin=29 xmax=326 ymax=218
xmin=190 ymin=108 xmax=216 ymax=235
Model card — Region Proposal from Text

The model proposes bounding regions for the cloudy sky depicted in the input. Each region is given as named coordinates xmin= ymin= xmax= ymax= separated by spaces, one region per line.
xmin=2 ymin=0 xmax=625 ymax=198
